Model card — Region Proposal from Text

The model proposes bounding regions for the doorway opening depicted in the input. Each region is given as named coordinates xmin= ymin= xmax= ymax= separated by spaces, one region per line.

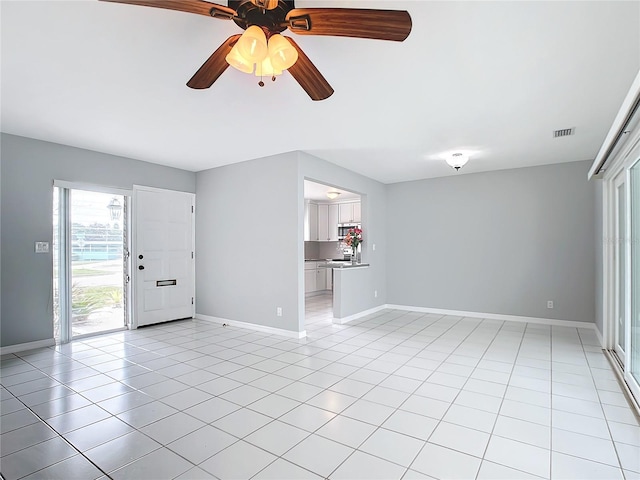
xmin=53 ymin=186 xmax=129 ymax=342
xmin=303 ymin=179 xmax=361 ymax=330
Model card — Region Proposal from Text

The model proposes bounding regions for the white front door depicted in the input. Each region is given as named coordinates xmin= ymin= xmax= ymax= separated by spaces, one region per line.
xmin=134 ymin=186 xmax=195 ymax=328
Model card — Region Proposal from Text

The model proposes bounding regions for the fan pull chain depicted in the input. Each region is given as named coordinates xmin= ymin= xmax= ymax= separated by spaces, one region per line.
xmin=258 ymin=75 xmax=277 ymax=87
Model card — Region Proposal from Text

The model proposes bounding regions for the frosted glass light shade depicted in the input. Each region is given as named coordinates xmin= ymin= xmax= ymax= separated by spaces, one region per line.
xmin=255 ymin=56 xmax=282 ymax=77
xmin=225 ymin=44 xmax=254 ymax=73
xmin=268 ymin=34 xmax=298 ymax=70
xmin=237 ymin=26 xmax=268 ymax=63
xmin=446 ymin=153 xmax=469 ymax=170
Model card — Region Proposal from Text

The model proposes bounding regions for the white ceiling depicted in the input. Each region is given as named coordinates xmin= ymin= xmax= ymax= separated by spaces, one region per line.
xmin=1 ymin=1 xmax=639 ymax=183
xmin=304 ymin=179 xmax=359 ymax=201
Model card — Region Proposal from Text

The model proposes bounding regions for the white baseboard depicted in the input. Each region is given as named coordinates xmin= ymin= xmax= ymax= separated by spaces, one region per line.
xmin=333 ymin=305 xmax=388 ymax=325
xmin=594 ymin=325 xmax=605 ymax=348
xmin=0 ymin=338 xmax=56 ymax=355
xmin=385 ymin=304 xmax=597 ymax=330
xmin=195 ymin=314 xmax=306 ymax=339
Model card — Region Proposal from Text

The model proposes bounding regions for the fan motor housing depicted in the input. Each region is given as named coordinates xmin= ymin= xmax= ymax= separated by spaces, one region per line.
xmin=230 ymin=0 xmax=294 ymax=33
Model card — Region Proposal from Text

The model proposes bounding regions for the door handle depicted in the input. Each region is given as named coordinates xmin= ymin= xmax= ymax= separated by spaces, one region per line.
xmin=138 ymin=265 xmax=145 ymax=270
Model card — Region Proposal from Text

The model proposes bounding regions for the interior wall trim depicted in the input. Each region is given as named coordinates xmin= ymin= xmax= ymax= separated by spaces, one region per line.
xmin=589 ymin=70 xmax=640 ymax=179
xmin=332 ymin=305 xmax=388 ymax=325
xmin=195 ymin=314 xmax=306 ymax=339
xmin=385 ymin=304 xmax=597 ymax=330
xmin=0 ymin=338 xmax=56 ymax=355
xmin=603 ymin=350 xmax=640 ymax=418
xmin=594 ymin=323 xmax=605 ymax=348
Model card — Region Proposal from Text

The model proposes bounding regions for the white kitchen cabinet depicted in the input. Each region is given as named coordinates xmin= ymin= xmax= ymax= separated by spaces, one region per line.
xmin=339 ymin=202 xmax=361 ymax=224
xmin=304 ymin=262 xmax=316 ymax=293
xmin=316 ymin=267 xmax=326 ymax=290
xmin=326 ymin=268 xmax=332 ymax=290
xmin=352 ymin=202 xmax=361 ymax=222
xmin=309 ymin=203 xmax=318 ymax=241
xmin=328 ymin=204 xmax=339 ymax=241
xmin=317 ymin=204 xmax=339 ymax=242
xmin=304 ymin=203 xmax=311 ymax=241
xmin=318 ymin=204 xmax=329 ymax=241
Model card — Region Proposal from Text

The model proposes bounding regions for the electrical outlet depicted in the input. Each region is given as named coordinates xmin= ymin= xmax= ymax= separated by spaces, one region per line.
xmin=372 ymin=243 xmax=376 ymax=251
xmin=35 ymin=242 xmax=49 ymax=253
xmin=547 ymin=300 xmax=554 ymax=309
xmin=374 ymin=290 xmax=378 ymax=298
xmin=276 ymin=307 xmax=282 ymax=317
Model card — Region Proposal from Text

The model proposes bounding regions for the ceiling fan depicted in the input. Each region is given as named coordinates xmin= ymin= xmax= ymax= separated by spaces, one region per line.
xmin=100 ymin=0 xmax=412 ymax=100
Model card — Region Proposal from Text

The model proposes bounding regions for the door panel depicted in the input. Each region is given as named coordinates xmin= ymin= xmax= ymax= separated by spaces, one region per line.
xmin=614 ymin=174 xmax=627 ymax=364
xmin=135 ymin=187 xmax=194 ymax=327
xmin=53 ymin=186 xmax=129 ymax=342
xmin=627 ymin=161 xmax=640 ymax=398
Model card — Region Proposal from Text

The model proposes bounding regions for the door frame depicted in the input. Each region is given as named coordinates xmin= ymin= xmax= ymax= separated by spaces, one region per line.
xmin=612 ymin=170 xmax=629 ymax=365
xmin=130 ymin=185 xmax=196 ymax=330
xmin=601 ymin=146 xmax=640 ymax=408
xmin=604 ymin=162 xmax=629 ymax=351
xmin=53 ymin=180 xmax=132 ymax=342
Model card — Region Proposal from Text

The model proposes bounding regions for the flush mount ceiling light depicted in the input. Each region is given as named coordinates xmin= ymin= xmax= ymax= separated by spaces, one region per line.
xmin=326 ymin=191 xmax=341 ymax=200
xmin=446 ymin=153 xmax=469 ymax=171
xmin=100 ymin=0 xmax=412 ymax=100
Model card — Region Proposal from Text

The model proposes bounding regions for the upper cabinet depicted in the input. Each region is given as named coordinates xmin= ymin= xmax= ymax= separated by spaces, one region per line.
xmin=328 ymin=204 xmax=339 ymax=241
xmin=318 ymin=204 xmax=339 ymax=242
xmin=339 ymin=202 xmax=361 ymax=223
xmin=307 ymin=201 xmax=360 ymax=241
xmin=309 ymin=203 xmax=318 ymax=241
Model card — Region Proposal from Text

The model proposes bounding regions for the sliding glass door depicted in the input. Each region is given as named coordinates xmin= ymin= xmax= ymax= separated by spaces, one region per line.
xmin=53 ymin=185 xmax=129 ymax=342
xmin=628 ymin=161 xmax=640 ymax=399
xmin=614 ymin=173 xmax=627 ymax=365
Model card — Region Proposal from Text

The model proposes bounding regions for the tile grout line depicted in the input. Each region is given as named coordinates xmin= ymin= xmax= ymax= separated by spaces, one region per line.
xmin=1 ymin=380 xmax=113 ymax=480
xmin=577 ymin=326 xmax=628 ymax=477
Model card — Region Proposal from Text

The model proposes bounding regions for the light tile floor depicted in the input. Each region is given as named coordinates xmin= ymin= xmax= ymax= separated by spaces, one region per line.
xmin=1 ymin=293 xmax=639 ymax=479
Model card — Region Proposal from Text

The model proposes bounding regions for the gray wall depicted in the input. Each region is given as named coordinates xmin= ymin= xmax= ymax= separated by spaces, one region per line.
xmin=0 ymin=134 xmax=196 ymax=347
xmin=386 ymin=160 xmax=596 ymax=323
xmin=195 ymin=151 xmax=387 ymax=333
xmin=195 ymin=152 xmax=301 ymax=332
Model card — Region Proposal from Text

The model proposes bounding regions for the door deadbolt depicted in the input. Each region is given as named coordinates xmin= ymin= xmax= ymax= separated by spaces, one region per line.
xmin=138 ymin=254 xmax=143 ymax=259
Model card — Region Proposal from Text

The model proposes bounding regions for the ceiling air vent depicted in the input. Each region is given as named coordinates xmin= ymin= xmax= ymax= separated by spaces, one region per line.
xmin=553 ymin=128 xmax=574 ymax=138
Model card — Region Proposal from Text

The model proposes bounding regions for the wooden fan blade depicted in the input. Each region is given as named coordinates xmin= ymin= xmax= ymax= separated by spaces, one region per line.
xmin=100 ymin=0 xmax=236 ymax=19
xmin=285 ymin=38 xmax=333 ymax=101
xmin=187 ymin=35 xmax=241 ymax=89
xmin=286 ymin=8 xmax=412 ymax=42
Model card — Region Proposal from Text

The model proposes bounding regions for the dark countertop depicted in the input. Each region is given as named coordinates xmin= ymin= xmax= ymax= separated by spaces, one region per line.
xmin=327 ymin=262 xmax=370 ymax=269
xmin=305 ymin=259 xmax=369 ymax=268
xmin=305 ymin=258 xmax=346 ymax=262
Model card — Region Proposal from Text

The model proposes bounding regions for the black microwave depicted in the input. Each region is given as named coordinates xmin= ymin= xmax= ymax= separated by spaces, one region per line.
xmin=338 ymin=223 xmax=360 ymax=240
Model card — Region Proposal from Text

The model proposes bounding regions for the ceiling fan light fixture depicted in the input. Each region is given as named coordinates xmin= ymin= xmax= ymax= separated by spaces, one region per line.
xmin=326 ymin=191 xmax=341 ymax=200
xmin=268 ymin=34 xmax=299 ymax=70
xmin=446 ymin=153 xmax=469 ymax=171
xmin=255 ymin=55 xmax=282 ymax=77
xmin=225 ymin=43 xmax=254 ymax=73
xmin=237 ymin=25 xmax=268 ymax=63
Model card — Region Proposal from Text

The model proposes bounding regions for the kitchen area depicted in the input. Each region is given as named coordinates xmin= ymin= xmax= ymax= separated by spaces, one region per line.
xmin=304 ymin=180 xmax=368 ymax=323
